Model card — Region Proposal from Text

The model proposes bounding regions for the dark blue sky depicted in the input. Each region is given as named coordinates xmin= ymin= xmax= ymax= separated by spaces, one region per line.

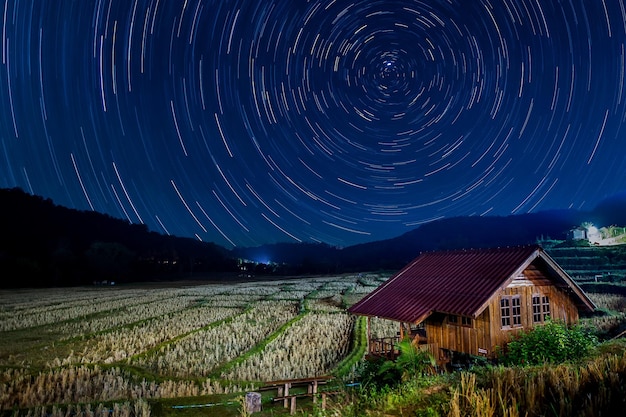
xmin=1 ymin=0 xmax=625 ymax=248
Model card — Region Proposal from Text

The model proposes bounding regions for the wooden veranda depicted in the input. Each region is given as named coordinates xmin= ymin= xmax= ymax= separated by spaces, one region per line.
xmin=365 ymin=317 xmax=437 ymax=361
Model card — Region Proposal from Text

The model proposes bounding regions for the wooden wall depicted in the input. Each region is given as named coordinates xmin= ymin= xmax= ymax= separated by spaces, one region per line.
xmin=423 ymin=311 xmax=493 ymax=361
xmin=419 ymin=264 xmax=581 ymax=361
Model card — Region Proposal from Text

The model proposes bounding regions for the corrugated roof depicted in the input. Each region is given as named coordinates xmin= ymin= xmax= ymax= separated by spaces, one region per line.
xmin=348 ymin=245 xmax=543 ymax=323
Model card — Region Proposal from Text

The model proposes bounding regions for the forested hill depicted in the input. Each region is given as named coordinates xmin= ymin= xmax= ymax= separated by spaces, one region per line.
xmin=3 ymin=187 xmax=626 ymax=287
xmin=0 ymin=188 xmax=237 ymax=287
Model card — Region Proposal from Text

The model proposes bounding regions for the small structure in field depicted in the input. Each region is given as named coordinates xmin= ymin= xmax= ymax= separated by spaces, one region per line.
xmin=569 ymin=226 xmax=588 ymax=241
xmin=348 ymin=245 xmax=596 ymax=365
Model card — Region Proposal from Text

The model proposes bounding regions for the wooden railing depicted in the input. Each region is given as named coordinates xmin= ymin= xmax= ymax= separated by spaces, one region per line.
xmin=369 ymin=336 xmax=401 ymax=358
xmin=261 ymin=376 xmax=336 ymax=415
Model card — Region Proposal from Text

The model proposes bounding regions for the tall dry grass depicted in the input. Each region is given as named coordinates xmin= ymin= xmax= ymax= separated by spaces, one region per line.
xmin=588 ymin=293 xmax=626 ymax=313
xmin=584 ymin=293 xmax=626 ymax=336
xmin=370 ymin=316 xmax=399 ymax=339
xmin=0 ymin=276 xmax=368 ymax=412
xmin=448 ymin=351 xmax=626 ymax=417
xmin=133 ymin=301 xmax=299 ymax=377
xmin=0 ymin=365 xmax=246 ymax=410
xmin=0 ymin=289 xmax=192 ymax=332
xmin=223 ymin=312 xmax=355 ymax=381
xmin=62 ymin=305 xmax=242 ymax=365
xmin=8 ymin=398 xmax=151 ymax=417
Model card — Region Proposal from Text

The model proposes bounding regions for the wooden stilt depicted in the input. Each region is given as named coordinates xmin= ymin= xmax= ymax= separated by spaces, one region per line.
xmin=283 ymin=383 xmax=290 ymax=408
xmin=289 ymin=396 xmax=296 ymax=415
xmin=367 ymin=316 xmax=372 ymax=354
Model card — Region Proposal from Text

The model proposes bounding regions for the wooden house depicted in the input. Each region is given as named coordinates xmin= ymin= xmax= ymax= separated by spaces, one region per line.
xmin=348 ymin=245 xmax=596 ymax=364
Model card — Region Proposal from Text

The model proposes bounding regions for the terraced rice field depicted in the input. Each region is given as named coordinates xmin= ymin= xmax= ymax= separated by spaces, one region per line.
xmin=0 ymin=274 xmax=390 ymax=415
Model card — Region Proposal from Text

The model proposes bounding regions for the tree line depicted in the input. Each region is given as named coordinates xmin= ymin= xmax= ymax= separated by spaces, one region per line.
xmin=0 ymin=188 xmax=237 ymax=287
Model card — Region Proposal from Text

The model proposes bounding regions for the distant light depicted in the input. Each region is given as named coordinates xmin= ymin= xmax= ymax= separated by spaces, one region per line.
xmin=255 ymin=257 xmax=270 ymax=265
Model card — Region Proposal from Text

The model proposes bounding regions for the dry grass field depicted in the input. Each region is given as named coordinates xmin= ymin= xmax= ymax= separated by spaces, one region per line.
xmin=1 ymin=275 xmax=624 ymax=417
xmin=0 ymin=274 xmax=389 ymax=416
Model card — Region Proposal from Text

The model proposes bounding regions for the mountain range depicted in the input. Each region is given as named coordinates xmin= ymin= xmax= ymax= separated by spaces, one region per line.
xmin=2 ymin=187 xmax=625 ymax=287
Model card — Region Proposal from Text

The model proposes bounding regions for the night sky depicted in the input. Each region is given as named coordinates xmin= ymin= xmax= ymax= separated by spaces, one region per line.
xmin=1 ymin=1 xmax=626 ymax=249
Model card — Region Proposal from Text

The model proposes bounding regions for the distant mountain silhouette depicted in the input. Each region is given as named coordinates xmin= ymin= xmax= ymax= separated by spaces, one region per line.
xmin=0 ymin=188 xmax=237 ymax=287
xmin=235 ymin=210 xmax=592 ymax=272
xmin=236 ymin=192 xmax=626 ymax=272
xmin=3 ymin=187 xmax=625 ymax=287
xmin=592 ymin=192 xmax=626 ymax=225
xmin=338 ymin=210 xmax=589 ymax=269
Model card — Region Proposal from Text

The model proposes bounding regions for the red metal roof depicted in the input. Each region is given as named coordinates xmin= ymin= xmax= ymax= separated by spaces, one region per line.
xmin=348 ymin=245 xmax=592 ymax=323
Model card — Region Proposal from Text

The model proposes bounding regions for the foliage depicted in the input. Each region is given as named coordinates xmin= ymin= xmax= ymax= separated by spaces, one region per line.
xmin=341 ymin=349 xmax=626 ymax=417
xmin=334 ymin=316 xmax=368 ymax=378
xmin=384 ymin=339 xmax=436 ymax=381
xmin=502 ymin=320 xmax=598 ymax=365
xmin=554 ymin=239 xmax=591 ymax=248
xmin=236 ymin=395 xmax=250 ymax=417
xmin=356 ymin=356 xmax=402 ymax=390
xmin=333 ymin=375 xmax=449 ymax=417
xmin=357 ymin=339 xmax=436 ymax=390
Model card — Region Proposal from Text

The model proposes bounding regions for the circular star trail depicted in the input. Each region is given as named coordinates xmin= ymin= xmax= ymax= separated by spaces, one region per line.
xmin=1 ymin=0 xmax=626 ymax=248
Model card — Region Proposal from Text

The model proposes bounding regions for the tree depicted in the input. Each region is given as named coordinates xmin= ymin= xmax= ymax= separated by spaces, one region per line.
xmin=86 ymin=241 xmax=134 ymax=281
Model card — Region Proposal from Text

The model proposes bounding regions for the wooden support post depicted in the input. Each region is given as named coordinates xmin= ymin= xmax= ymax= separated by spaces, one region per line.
xmin=367 ymin=316 xmax=372 ymax=353
xmin=283 ymin=383 xmax=291 ymax=407
xmin=289 ymin=396 xmax=297 ymax=415
xmin=321 ymin=393 xmax=327 ymax=410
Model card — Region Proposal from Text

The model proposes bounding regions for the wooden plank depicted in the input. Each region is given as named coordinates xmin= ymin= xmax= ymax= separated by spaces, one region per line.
xmin=264 ymin=376 xmax=332 ymax=386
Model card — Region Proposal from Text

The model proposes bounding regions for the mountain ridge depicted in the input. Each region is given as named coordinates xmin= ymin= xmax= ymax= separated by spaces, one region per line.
xmin=2 ymin=187 xmax=625 ymax=287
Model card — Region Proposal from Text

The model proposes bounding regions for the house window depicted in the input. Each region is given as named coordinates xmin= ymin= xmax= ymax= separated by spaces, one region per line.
xmin=533 ymin=295 xmax=550 ymax=323
xmin=448 ymin=315 xmax=472 ymax=327
xmin=501 ymin=295 xmax=522 ymax=328
xmin=500 ymin=298 xmax=510 ymax=327
xmin=512 ymin=297 xmax=521 ymax=326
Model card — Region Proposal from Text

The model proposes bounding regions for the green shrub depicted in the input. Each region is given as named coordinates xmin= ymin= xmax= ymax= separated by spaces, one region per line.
xmin=355 ymin=356 xmax=402 ymax=389
xmin=503 ymin=320 xmax=598 ymax=365
xmin=356 ymin=339 xmax=436 ymax=389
